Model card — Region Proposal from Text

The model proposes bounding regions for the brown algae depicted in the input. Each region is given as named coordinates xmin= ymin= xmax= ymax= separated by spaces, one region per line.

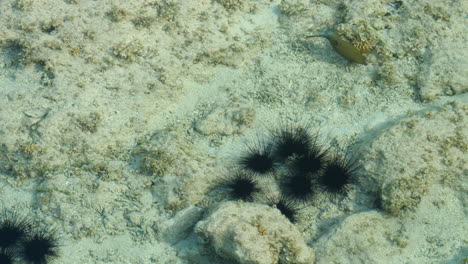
xmin=307 ymin=32 xmax=368 ymax=64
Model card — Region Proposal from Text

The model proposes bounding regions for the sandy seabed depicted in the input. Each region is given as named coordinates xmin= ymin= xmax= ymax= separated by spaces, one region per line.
xmin=0 ymin=0 xmax=466 ymax=263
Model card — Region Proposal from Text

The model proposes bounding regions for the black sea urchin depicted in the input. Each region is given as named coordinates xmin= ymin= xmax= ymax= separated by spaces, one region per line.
xmin=272 ymin=124 xmax=314 ymax=161
xmin=280 ymin=171 xmax=318 ymax=202
xmin=318 ymin=153 xmax=360 ymax=196
xmin=221 ymin=172 xmax=261 ymax=202
xmin=238 ymin=140 xmax=278 ymax=177
xmin=18 ymin=226 xmax=60 ymax=264
xmin=290 ymin=138 xmax=328 ymax=174
xmin=0 ymin=210 xmax=30 ymax=250
xmin=266 ymin=195 xmax=301 ymax=223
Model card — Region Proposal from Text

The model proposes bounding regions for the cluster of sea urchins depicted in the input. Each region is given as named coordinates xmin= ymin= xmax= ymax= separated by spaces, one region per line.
xmin=219 ymin=124 xmax=360 ymax=223
xmin=0 ymin=210 xmax=60 ymax=264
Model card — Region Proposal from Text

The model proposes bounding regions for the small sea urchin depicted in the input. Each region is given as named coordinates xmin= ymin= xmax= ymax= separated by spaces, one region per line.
xmin=280 ymin=171 xmax=317 ymax=202
xmin=0 ymin=210 xmax=30 ymax=250
xmin=238 ymin=140 xmax=278 ymax=177
xmin=221 ymin=172 xmax=261 ymax=202
xmin=19 ymin=227 xmax=60 ymax=264
xmin=266 ymin=195 xmax=301 ymax=223
xmin=291 ymin=140 xmax=328 ymax=174
xmin=318 ymin=153 xmax=360 ymax=196
xmin=272 ymin=124 xmax=313 ymax=161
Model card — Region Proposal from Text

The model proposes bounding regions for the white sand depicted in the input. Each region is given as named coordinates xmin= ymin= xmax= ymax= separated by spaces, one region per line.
xmin=0 ymin=0 xmax=466 ymax=263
